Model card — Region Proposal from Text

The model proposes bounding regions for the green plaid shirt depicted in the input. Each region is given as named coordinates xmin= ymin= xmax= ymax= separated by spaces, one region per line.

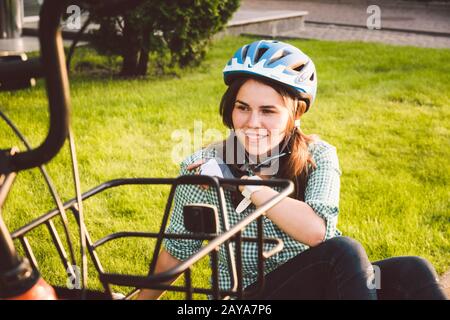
xmin=163 ymin=139 xmax=342 ymax=294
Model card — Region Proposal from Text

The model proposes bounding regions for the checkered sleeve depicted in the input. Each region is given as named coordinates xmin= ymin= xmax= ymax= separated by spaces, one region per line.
xmin=305 ymin=141 xmax=342 ymax=241
xmin=163 ymin=153 xmax=209 ymax=261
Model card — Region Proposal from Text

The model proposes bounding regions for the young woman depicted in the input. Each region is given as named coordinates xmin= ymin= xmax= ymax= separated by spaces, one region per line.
xmin=138 ymin=40 xmax=446 ymax=300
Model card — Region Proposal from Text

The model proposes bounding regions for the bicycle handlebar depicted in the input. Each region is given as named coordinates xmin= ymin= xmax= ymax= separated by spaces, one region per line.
xmin=0 ymin=0 xmax=69 ymax=174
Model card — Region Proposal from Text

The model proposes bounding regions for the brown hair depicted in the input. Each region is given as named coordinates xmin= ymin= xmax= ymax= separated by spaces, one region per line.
xmin=217 ymin=76 xmax=318 ymax=200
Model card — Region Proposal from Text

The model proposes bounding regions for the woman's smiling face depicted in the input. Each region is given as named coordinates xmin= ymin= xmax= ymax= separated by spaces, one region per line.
xmin=232 ymin=79 xmax=291 ymax=156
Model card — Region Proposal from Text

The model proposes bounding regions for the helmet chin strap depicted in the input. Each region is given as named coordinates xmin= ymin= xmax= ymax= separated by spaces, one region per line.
xmin=237 ymin=119 xmax=301 ymax=176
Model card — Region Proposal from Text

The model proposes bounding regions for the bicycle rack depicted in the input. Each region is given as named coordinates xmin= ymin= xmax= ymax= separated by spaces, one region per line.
xmin=10 ymin=176 xmax=292 ymax=299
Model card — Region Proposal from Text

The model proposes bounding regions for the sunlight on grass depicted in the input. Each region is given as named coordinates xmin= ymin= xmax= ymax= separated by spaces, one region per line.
xmin=0 ymin=36 xmax=449 ymax=298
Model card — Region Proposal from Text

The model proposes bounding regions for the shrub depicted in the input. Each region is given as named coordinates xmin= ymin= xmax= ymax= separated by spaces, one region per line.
xmin=81 ymin=0 xmax=240 ymax=76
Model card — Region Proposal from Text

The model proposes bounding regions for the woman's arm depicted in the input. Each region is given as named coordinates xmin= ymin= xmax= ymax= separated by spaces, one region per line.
xmin=137 ymin=249 xmax=182 ymax=300
xmin=245 ymin=143 xmax=341 ymax=247
xmin=249 ymin=186 xmax=326 ymax=247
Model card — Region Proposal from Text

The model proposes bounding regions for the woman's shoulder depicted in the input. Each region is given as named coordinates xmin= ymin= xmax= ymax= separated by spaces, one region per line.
xmin=180 ymin=146 xmax=218 ymax=169
xmin=307 ymin=138 xmax=339 ymax=163
xmin=307 ymin=138 xmax=336 ymax=153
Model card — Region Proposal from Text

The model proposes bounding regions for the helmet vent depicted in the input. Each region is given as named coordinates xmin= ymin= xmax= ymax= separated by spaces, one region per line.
xmin=310 ymin=73 xmax=315 ymax=81
xmin=293 ymin=64 xmax=305 ymax=72
xmin=255 ymin=48 xmax=268 ymax=63
xmin=268 ymin=50 xmax=290 ymax=65
xmin=242 ymin=45 xmax=249 ymax=61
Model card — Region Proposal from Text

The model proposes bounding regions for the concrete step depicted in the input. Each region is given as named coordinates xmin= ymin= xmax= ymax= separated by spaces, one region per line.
xmin=222 ymin=9 xmax=308 ymax=38
xmin=2 ymin=8 xmax=309 ymax=53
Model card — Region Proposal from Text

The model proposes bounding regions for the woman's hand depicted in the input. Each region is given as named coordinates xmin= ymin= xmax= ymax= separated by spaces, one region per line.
xmin=186 ymin=159 xmax=205 ymax=171
xmin=239 ymin=174 xmax=266 ymax=192
xmin=186 ymin=159 xmax=209 ymax=190
xmin=238 ymin=175 xmax=249 ymax=193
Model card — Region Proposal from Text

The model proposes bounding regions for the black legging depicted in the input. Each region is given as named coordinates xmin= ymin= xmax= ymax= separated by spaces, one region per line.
xmin=244 ymin=236 xmax=447 ymax=300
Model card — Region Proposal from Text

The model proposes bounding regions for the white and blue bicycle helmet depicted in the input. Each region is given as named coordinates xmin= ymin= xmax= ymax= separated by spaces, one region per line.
xmin=223 ymin=40 xmax=317 ymax=111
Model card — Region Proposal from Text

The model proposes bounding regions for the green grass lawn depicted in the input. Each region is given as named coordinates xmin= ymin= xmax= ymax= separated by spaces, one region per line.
xmin=0 ymin=35 xmax=449 ymax=299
